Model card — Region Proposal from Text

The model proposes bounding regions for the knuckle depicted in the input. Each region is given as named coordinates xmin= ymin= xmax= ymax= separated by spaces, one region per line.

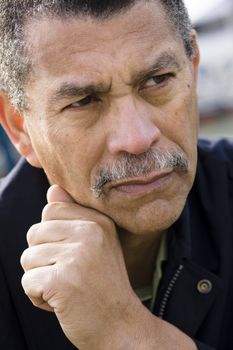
xmin=21 ymin=270 xmax=42 ymax=297
xmin=30 ymin=297 xmax=46 ymax=308
xmin=78 ymin=221 xmax=105 ymax=245
xmin=20 ymin=248 xmax=32 ymax=270
xmin=21 ymin=268 xmax=55 ymax=302
xmin=41 ymin=202 xmax=57 ymax=221
xmin=91 ymin=223 xmax=105 ymax=245
xmin=74 ymin=218 xmax=115 ymax=245
xmin=99 ymin=218 xmax=117 ymax=241
xmin=21 ymin=271 xmax=30 ymax=293
xmin=42 ymin=202 xmax=72 ymax=221
xmin=26 ymin=224 xmax=40 ymax=246
xmin=99 ymin=215 xmax=115 ymax=231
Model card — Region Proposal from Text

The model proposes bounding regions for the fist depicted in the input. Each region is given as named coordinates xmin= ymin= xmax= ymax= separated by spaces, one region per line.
xmin=20 ymin=185 xmax=136 ymax=349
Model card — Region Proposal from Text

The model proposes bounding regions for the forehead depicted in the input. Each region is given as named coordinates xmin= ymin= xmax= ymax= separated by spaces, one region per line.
xmin=24 ymin=1 xmax=184 ymax=92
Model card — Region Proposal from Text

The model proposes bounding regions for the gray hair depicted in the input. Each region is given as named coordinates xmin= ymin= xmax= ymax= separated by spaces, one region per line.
xmin=91 ymin=147 xmax=189 ymax=197
xmin=0 ymin=0 xmax=194 ymax=111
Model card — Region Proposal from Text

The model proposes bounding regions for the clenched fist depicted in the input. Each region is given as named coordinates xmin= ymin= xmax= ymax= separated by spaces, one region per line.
xmin=21 ymin=185 xmax=197 ymax=350
xmin=20 ymin=185 xmax=139 ymax=349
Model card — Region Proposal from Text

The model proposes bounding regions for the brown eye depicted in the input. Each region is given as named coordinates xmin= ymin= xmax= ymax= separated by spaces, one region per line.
xmin=68 ymin=95 xmax=99 ymax=109
xmin=143 ymin=73 xmax=174 ymax=89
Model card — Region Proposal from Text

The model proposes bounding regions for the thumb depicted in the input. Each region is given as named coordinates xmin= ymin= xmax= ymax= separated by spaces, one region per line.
xmin=47 ymin=184 xmax=75 ymax=204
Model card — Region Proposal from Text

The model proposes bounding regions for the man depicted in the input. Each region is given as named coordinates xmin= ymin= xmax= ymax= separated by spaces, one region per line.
xmin=0 ymin=0 xmax=232 ymax=349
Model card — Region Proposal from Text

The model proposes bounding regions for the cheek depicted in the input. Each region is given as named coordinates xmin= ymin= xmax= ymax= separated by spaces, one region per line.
xmin=161 ymin=88 xmax=198 ymax=150
xmin=36 ymin=127 xmax=105 ymax=201
xmin=179 ymin=92 xmax=199 ymax=155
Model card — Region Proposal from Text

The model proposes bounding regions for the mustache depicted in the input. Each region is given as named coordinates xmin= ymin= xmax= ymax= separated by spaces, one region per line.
xmin=91 ymin=148 xmax=189 ymax=197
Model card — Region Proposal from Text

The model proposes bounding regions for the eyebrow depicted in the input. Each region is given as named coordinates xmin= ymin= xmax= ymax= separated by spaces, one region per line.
xmin=132 ymin=53 xmax=180 ymax=84
xmin=49 ymin=52 xmax=179 ymax=106
xmin=49 ymin=82 xmax=111 ymax=106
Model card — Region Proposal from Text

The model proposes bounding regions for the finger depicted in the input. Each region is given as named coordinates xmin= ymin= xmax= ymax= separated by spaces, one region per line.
xmin=21 ymin=242 xmax=66 ymax=271
xmin=45 ymin=185 xmax=111 ymax=225
xmin=45 ymin=185 xmax=108 ymax=220
xmin=27 ymin=221 xmax=68 ymax=246
xmin=27 ymin=296 xmax=54 ymax=312
xmin=21 ymin=265 xmax=55 ymax=303
xmin=22 ymin=266 xmax=55 ymax=312
xmin=47 ymin=185 xmax=75 ymax=204
xmin=43 ymin=185 xmax=99 ymax=222
xmin=41 ymin=201 xmax=101 ymax=222
xmin=27 ymin=220 xmax=97 ymax=246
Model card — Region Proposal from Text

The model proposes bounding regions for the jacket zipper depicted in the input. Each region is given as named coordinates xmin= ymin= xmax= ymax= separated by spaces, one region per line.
xmin=158 ymin=264 xmax=184 ymax=319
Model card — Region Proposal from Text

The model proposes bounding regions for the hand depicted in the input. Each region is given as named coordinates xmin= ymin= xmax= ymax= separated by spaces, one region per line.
xmin=20 ymin=185 xmax=138 ymax=349
xmin=21 ymin=185 xmax=197 ymax=350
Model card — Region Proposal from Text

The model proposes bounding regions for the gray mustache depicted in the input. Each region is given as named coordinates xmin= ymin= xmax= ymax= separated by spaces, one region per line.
xmin=91 ymin=148 xmax=189 ymax=197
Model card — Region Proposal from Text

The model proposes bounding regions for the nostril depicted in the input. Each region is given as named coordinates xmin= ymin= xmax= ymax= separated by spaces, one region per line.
xmin=107 ymin=122 xmax=161 ymax=155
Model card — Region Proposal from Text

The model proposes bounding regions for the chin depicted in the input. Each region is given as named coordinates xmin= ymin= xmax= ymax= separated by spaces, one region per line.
xmin=112 ymin=196 xmax=187 ymax=236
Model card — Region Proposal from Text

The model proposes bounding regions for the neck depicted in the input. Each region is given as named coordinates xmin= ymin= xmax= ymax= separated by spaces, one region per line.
xmin=118 ymin=228 xmax=166 ymax=289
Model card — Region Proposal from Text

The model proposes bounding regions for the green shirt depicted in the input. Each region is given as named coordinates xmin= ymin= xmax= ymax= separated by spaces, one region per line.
xmin=135 ymin=233 xmax=167 ymax=311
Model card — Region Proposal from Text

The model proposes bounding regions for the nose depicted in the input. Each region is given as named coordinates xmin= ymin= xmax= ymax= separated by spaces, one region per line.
xmin=106 ymin=97 xmax=161 ymax=155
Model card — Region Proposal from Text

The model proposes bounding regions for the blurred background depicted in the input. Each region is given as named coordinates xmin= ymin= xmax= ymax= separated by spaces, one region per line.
xmin=184 ymin=0 xmax=233 ymax=138
xmin=0 ymin=0 xmax=233 ymax=176
xmin=0 ymin=126 xmax=19 ymax=177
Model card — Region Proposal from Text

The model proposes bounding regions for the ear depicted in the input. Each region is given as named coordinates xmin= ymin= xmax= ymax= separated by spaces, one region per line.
xmin=0 ymin=92 xmax=42 ymax=168
xmin=190 ymin=30 xmax=200 ymax=83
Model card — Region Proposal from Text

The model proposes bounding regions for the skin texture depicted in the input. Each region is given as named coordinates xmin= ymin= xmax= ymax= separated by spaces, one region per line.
xmin=20 ymin=185 xmax=197 ymax=349
xmin=21 ymin=0 xmax=199 ymax=237
xmin=0 ymin=0 xmax=199 ymax=348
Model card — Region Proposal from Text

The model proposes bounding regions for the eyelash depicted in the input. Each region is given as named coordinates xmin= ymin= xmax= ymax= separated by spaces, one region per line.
xmin=67 ymin=95 xmax=99 ymax=109
xmin=64 ymin=72 xmax=174 ymax=110
xmin=141 ymin=72 xmax=175 ymax=90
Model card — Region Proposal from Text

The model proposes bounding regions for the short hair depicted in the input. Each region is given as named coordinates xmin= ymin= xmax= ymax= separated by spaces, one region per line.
xmin=0 ymin=0 xmax=194 ymax=111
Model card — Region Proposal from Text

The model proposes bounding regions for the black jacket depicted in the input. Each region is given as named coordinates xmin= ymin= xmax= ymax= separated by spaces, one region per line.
xmin=0 ymin=139 xmax=233 ymax=350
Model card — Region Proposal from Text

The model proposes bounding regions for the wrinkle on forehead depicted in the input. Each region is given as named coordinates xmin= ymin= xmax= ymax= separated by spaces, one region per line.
xmin=24 ymin=0 xmax=174 ymax=64
xmin=23 ymin=0 xmax=186 ymax=110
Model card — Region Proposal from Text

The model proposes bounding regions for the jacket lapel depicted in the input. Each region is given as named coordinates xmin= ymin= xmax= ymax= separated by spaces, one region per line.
xmin=154 ymin=201 xmax=224 ymax=342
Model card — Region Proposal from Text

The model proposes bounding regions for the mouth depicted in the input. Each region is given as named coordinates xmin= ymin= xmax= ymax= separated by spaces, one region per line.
xmin=109 ymin=169 xmax=174 ymax=196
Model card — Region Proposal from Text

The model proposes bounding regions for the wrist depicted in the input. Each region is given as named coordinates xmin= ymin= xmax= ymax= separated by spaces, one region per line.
xmin=101 ymin=294 xmax=144 ymax=350
xmin=100 ymin=296 xmax=197 ymax=350
xmin=77 ymin=292 xmax=197 ymax=350
xmin=76 ymin=292 xmax=142 ymax=350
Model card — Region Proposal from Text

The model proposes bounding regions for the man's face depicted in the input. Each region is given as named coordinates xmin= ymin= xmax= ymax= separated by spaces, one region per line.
xmin=22 ymin=0 xmax=199 ymax=235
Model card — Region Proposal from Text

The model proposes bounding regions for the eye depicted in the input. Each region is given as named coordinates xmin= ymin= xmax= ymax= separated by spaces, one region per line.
xmin=142 ymin=73 xmax=174 ymax=89
xmin=66 ymin=95 xmax=99 ymax=109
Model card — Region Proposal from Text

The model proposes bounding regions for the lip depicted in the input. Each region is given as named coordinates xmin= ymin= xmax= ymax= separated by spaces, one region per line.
xmin=109 ymin=170 xmax=174 ymax=196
